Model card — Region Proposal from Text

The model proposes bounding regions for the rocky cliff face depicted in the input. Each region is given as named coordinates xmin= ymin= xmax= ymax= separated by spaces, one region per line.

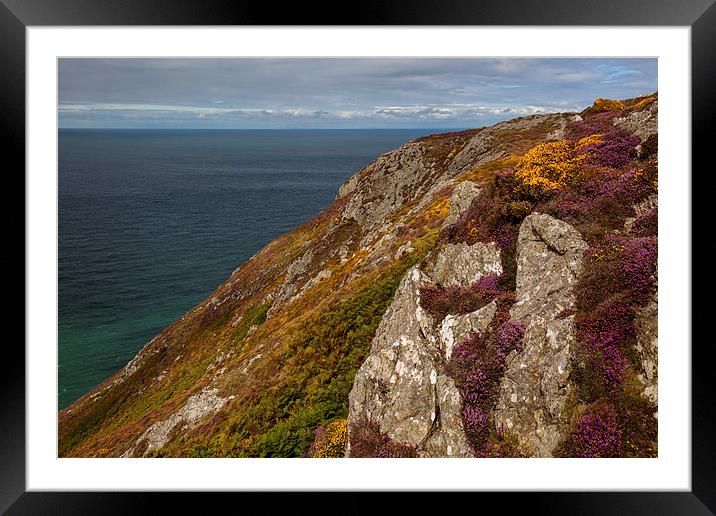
xmin=59 ymin=93 xmax=658 ymax=458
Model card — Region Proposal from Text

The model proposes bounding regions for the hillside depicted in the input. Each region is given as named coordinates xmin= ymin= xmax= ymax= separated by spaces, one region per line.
xmin=58 ymin=93 xmax=658 ymax=458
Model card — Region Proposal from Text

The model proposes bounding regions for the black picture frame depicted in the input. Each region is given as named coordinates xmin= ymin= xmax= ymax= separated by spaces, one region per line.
xmin=5 ymin=0 xmax=713 ymax=513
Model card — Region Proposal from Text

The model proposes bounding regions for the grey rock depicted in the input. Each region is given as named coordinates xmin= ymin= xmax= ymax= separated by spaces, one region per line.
xmin=394 ymin=240 xmax=415 ymax=260
xmin=446 ymin=129 xmax=504 ymax=177
xmin=347 ymin=265 xmax=472 ymax=457
xmin=123 ymin=387 xmax=232 ymax=457
xmin=340 ymin=143 xmax=431 ymax=230
xmin=448 ymin=114 xmax=569 ymax=177
xmin=511 ymin=213 xmax=587 ymax=322
xmin=297 ymin=268 xmax=332 ymax=297
xmin=423 ymin=374 xmax=468 ymax=457
xmin=439 ymin=300 xmax=498 ymax=361
xmin=494 ymin=213 xmax=587 ymax=457
xmin=444 ymin=181 xmax=481 ymax=226
xmin=635 ymin=194 xmax=658 ymax=217
xmin=268 ymin=250 xmax=314 ymax=315
xmin=614 ymin=100 xmax=658 ymax=141
xmin=431 ymin=242 xmax=502 ymax=287
xmin=635 ymin=291 xmax=658 ymax=405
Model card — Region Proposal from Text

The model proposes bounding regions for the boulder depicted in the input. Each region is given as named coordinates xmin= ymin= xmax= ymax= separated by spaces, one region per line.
xmin=347 ymin=266 xmax=473 ymax=457
xmin=493 ymin=213 xmax=587 ymax=457
xmin=439 ymin=300 xmax=498 ymax=362
xmin=123 ymin=387 xmax=232 ymax=457
xmin=635 ymin=291 xmax=658 ymax=405
xmin=431 ymin=242 xmax=502 ymax=287
xmin=444 ymin=181 xmax=481 ymax=226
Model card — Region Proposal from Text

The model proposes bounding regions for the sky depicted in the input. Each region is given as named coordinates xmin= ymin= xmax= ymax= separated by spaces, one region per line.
xmin=58 ymin=58 xmax=657 ymax=129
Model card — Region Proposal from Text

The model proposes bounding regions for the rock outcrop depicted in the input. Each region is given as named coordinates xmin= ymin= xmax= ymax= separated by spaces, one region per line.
xmin=340 ymin=143 xmax=429 ymax=229
xmin=635 ymin=291 xmax=658 ymax=405
xmin=431 ymin=242 xmax=502 ymax=286
xmin=614 ymin=99 xmax=658 ymax=141
xmin=347 ymin=266 xmax=472 ymax=457
xmin=348 ymin=238 xmax=502 ymax=457
xmin=444 ymin=181 xmax=481 ymax=226
xmin=444 ymin=129 xmax=503 ymax=177
xmin=124 ymin=387 xmax=232 ymax=457
xmin=493 ymin=213 xmax=588 ymax=457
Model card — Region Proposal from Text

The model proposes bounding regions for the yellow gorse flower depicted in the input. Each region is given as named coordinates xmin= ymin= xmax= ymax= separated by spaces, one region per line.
xmin=591 ymin=244 xmax=624 ymax=261
xmin=312 ymin=419 xmax=348 ymax=458
xmin=591 ymin=98 xmax=626 ymax=113
xmin=514 ymin=135 xmax=603 ymax=195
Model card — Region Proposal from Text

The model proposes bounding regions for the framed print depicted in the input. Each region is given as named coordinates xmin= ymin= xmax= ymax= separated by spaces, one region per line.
xmin=6 ymin=0 xmax=713 ymax=513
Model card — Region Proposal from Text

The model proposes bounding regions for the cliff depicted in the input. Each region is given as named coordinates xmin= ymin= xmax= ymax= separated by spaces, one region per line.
xmin=59 ymin=93 xmax=658 ymax=458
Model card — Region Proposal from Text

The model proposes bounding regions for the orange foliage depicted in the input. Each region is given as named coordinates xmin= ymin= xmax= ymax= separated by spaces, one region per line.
xmin=591 ymin=98 xmax=626 ymax=113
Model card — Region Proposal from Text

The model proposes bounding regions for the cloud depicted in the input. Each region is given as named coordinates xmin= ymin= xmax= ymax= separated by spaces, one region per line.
xmin=59 ymin=101 xmax=562 ymax=125
xmin=58 ymin=58 xmax=657 ymax=128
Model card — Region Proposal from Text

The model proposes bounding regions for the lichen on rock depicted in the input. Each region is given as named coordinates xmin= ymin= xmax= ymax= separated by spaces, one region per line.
xmin=348 ymin=262 xmax=482 ymax=457
xmin=493 ymin=213 xmax=588 ymax=457
xmin=123 ymin=387 xmax=232 ymax=457
xmin=444 ymin=181 xmax=481 ymax=226
xmin=430 ymin=242 xmax=502 ymax=287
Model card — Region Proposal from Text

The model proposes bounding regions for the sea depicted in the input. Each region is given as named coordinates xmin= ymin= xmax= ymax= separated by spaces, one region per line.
xmin=58 ymin=128 xmax=448 ymax=409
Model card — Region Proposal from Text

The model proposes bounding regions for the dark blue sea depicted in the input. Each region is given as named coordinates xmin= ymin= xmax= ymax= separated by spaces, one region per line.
xmin=58 ymin=128 xmax=445 ymax=409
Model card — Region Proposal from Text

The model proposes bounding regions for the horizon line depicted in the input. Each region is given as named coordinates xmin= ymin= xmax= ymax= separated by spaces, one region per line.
xmin=58 ymin=126 xmax=477 ymax=131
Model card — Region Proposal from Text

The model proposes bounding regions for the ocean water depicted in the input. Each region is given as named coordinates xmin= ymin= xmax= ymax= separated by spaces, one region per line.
xmin=58 ymin=128 xmax=444 ymax=409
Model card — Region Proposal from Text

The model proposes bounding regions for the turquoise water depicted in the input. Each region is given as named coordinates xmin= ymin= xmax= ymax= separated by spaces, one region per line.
xmin=58 ymin=128 xmax=444 ymax=409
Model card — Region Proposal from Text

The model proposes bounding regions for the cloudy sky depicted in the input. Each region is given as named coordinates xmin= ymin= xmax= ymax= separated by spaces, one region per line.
xmin=58 ymin=58 xmax=657 ymax=129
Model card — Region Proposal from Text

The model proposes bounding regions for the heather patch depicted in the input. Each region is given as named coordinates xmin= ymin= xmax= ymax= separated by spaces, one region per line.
xmin=557 ymin=405 xmax=622 ymax=457
xmin=348 ymin=416 xmax=418 ymax=458
xmin=630 ymin=207 xmax=657 ymax=237
xmin=538 ymin=165 xmax=655 ymax=242
xmin=419 ymin=273 xmax=501 ymax=321
xmin=581 ymin=129 xmax=639 ymax=169
xmin=444 ymin=294 xmax=525 ymax=456
xmin=443 ymin=194 xmax=522 ymax=250
xmin=563 ymin=228 xmax=657 ymax=456
xmin=565 ymin=111 xmax=621 ymax=141
xmin=574 ymin=297 xmax=635 ymax=397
